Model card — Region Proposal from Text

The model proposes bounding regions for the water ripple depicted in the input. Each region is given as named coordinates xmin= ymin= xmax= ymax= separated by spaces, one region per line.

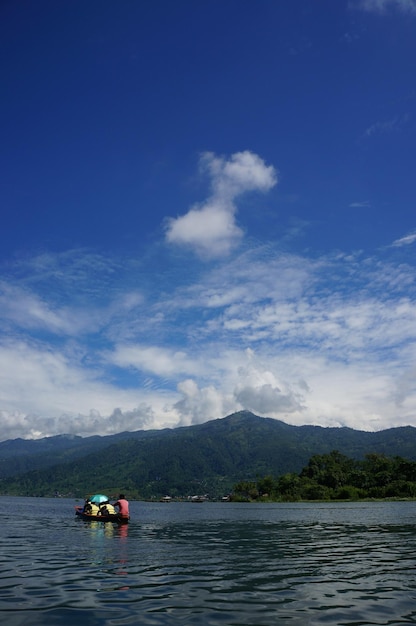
xmin=2 ymin=499 xmax=416 ymax=625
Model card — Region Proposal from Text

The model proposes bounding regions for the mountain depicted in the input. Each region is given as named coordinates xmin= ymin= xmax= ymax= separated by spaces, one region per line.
xmin=0 ymin=428 xmax=171 ymax=477
xmin=1 ymin=411 xmax=416 ymax=499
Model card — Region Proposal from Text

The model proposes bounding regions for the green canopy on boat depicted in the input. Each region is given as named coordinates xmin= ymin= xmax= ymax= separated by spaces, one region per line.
xmin=90 ymin=494 xmax=109 ymax=504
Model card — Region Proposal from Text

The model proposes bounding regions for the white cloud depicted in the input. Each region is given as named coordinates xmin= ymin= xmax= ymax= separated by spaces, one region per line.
xmin=392 ymin=232 xmax=416 ymax=247
xmin=0 ymin=337 xmax=183 ymax=438
xmin=0 ymin=404 xmax=174 ymax=441
xmin=364 ymin=114 xmax=410 ymax=138
xmin=3 ymin=242 xmax=415 ymax=438
xmin=0 ymin=348 xmax=184 ymax=441
xmin=109 ymin=344 xmax=203 ymax=378
xmin=353 ymin=0 xmax=416 ymax=13
xmin=172 ymin=350 xmax=306 ymax=427
xmin=200 ymin=150 xmax=278 ymax=199
xmin=1 ymin=149 xmax=416 ymax=440
xmin=174 ymin=379 xmax=236 ymax=427
xmin=349 ymin=201 xmax=371 ymax=208
xmin=165 ymin=151 xmax=277 ymax=259
xmin=165 ymin=203 xmax=244 ymax=259
xmin=0 ymin=282 xmax=84 ymax=335
xmin=0 ymin=252 xmax=144 ymax=340
xmin=234 ymin=379 xmax=304 ymax=415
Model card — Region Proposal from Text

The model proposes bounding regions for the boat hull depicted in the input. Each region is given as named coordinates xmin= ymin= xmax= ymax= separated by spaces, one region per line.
xmin=75 ymin=506 xmax=129 ymax=524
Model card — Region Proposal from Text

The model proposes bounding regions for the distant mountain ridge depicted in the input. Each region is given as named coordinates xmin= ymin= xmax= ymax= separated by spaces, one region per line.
xmin=0 ymin=427 xmax=171 ymax=477
xmin=1 ymin=411 xmax=416 ymax=498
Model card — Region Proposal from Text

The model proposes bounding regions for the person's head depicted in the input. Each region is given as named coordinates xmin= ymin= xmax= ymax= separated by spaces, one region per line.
xmin=119 ymin=494 xmax=125 ymax=499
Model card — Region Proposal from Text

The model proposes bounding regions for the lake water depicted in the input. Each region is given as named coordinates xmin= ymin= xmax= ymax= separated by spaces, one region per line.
xmin=1 ymin=498 xmax=416 ymax=625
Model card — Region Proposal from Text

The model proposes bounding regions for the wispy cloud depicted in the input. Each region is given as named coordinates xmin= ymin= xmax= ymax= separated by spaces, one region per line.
xmin=1 ymin=151 xmax=416 ymax=439
xmin=109 ymin=344 xmax=205 ymax=378
xmin=353 ymin=0 xmax=416 ymax=14
xmin=165 ymin=151 xmax=277 ymax=259
xmin=364 ymin=114 xmax=410 ymax=138
xmin=392 ymin=231 xmax=416 ymax=247
xmin=1 ymin=236 xmax=416 ymax=438
xmin=349 ymin=201 xmax=371 ymax=208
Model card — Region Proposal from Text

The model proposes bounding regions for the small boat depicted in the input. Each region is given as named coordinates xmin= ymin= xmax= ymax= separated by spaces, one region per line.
xmin=75 ymin=506 xmax=129 ymax=524
xmin=75 ymin=494 xmax=129 ymax=524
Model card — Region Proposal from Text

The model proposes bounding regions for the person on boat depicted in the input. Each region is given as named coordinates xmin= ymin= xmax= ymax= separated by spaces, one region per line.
xmin=84 ymin=500 xmax=100 ymax=515
xmin=99 ymin=501 xmax=116 ymax=516
xmin=114 ymin=494 xmax=129 ymax=519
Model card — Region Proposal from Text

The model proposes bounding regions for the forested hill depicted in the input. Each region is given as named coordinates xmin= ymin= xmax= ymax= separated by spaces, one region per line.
xmin=1 ymin=411 xmax=416 ymax=499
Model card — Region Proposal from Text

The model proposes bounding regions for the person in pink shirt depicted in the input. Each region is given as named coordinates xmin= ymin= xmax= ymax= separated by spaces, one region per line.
xmin=114 ymin=493 xmax=129 ymax=520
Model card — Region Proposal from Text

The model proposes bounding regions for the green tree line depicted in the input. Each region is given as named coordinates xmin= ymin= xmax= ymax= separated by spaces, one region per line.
xmin=232 ymin=451 xmax=416 ymax=501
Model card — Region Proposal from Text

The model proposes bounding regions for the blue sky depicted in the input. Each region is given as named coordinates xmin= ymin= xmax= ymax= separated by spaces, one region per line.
xmin=1 ymin=0 xmax=416 ymax=440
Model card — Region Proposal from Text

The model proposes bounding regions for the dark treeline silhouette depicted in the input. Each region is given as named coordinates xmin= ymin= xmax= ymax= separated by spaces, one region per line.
xmin=232 ymin=451 xmax=416 ymax=501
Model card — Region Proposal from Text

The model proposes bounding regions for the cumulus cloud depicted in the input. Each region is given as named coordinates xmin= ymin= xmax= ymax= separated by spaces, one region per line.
xmin=165 ymin=203 xmax=244 ymax=259
xmin=165 ymin=151 xmax=277 ymax=259
xmin=200 ymin=150 xmax=278 ymax=199
xmin=234 ymin=384 xmax=302 ymax=415
xmin=2 ymin=208 xmax=416 ymax=439
xmin=0 ymin=405 xmax=158 ymax=441
xmin=171 ymin=350 xmax=306 ymax=428
xmin=174 ymin=379 xmax=236 ymax=427
xmin=0 ymin=338 xmax=181 ymax=439
xmin=233 ymin=351 xmax=304 ymax=416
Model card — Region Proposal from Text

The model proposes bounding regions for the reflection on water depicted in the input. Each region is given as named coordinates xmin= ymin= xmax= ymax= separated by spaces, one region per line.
xmin=1 ymin=498 xmax=416 ymax=625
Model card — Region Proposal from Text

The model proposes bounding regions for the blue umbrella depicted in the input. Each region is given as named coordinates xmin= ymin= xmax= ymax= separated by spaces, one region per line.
xmin=90 ymin=494 xmax=109 ymax=504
